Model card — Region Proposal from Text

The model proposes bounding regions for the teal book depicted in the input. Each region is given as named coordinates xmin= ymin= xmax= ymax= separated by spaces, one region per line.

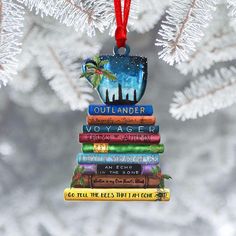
xmin=88 ymin=105 xmax=153 ymax=116
xmin=76 ymin=153 xmax=160 ymax=164
xmin=82 ymin=125 xmax=159 ymax=133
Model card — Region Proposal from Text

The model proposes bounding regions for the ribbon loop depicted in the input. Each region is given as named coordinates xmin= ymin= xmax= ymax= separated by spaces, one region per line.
xmin=115 ymin=26 xmax=127 ymax=48
xmin=114 ymin=0 xmax=131 ymax=48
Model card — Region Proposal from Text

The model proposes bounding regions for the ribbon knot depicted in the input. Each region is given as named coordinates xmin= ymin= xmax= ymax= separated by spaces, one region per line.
xmin=115 ymin=26 xmax=127 ymax=48
xmin=114 ymin=0 xmax=131 ymax=48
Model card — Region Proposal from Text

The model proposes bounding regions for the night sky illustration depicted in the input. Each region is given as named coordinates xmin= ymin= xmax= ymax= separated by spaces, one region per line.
xmin=98 ymin=55 xmax=147 ymax=103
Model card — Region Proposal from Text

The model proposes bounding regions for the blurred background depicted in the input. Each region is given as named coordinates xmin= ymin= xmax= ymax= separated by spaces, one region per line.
xmin=1 ymin=1 xmax=236 ymax=236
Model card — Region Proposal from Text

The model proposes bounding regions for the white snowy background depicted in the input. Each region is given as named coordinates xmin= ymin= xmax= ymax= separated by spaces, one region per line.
xmin=1 ymin=27 xmax=236 ymax=236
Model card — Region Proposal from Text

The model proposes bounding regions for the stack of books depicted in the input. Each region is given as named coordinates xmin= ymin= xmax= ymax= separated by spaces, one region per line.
xmin=64 ymin=104 xmax=170 ymax=201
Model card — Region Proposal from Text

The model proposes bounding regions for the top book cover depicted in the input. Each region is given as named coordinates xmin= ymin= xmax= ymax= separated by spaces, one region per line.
xmin=88 ymin=105 xmax=153 ymax=116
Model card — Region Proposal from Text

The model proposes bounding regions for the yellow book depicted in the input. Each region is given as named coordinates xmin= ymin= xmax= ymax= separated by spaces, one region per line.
xmin=64 ymin=188 xmax=170 ymax=201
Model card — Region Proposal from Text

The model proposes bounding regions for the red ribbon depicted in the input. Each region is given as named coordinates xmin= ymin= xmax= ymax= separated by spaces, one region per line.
xmin=114 ymin=0 xmax=131 ymax=48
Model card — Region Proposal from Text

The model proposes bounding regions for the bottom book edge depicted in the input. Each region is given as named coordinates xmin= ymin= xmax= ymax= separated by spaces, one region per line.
xmin=64 ymin=188 xmax=170 ymax=201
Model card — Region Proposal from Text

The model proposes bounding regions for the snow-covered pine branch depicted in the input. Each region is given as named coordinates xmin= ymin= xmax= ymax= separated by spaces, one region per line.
xmin=17 ymin=17 xmax=42 ymax=71
xmin=9 ymin=83 xmax=69 ymax=113
xmin=227 ymin=0 xmax=236 ymax=17
xmin=9 ymin=14 xmax=101 ymax=111
xmin=177 ymin=31 xmax=236 ymax=76
xmin=156 ymin=0 xmax=217 ymax=65
xmin=130 ymin=0 xmax=169 ymax=33
xmin=170 ymin=67 xmax=236 ymax=120
xmin=0 ymin=0 xmax=24 ymax=87
xmin=37 ymin=45 xmax=94 ymax=111
xmin=227 ymin=0 xmax=236 ymax=30
xmin=21 ymin=0 xmax=114 ymax=37
xmin=176 ymin=5 xmax=236 ymax=75
xmin=9 ymin=64 xmax=39 ymax=92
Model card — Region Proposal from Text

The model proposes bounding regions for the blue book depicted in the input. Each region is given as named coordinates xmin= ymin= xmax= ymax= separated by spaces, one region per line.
xmin=88 ymin=104 xmax=153 ymax=116
xmin=76 ymin=153 xmax=160 ymax=164
xmin=82 ymin=125 xmax=159 ymax=133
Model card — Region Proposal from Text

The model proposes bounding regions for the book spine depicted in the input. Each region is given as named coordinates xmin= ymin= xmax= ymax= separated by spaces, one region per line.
xmin=82 ymin=125 xmax=159 ymax=133
xmin=64 ymin=188 xmax=170 ymax=201
xmin=78 ymin=164 xmax=159 ymax=175
xmin=76 ymin=153 xmax=160 ymax=164
xmin=88 ymin=105 xmax=153 ymax=116
xmin=82 ymin=143 xmax=164 ymax=153
xmin=79 ymin=133 xmax=160 ymax=144
xmin=87 ymin=115 xmax=156 ymax=125
xmin=72 ymin=175 xmax=161 ymax=188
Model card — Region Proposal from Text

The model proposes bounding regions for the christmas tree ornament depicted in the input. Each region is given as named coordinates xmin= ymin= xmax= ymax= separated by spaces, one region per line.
xmin=80 ymin=0 xmax=147 ymax=105
xmin=64 ymin=0 xmax=171 ymax=201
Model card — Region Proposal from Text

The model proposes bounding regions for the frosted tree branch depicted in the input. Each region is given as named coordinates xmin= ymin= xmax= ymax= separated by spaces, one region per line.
xmin=21 ymin=0 xmax=125 ymax=37
xmin=9 ymin=83 xmax=69 ymax=113
xmin=176 ymin=31 xmax=236 ymax=75
xmin=0 ymin=0 xmax=24 ymax=87
xmin=9 ymin=65 xmax=38 ymax=92
xmin=156 ymin=0 xmax=217 ymax=65
xmin=170 ymin=67 xmax=236 ymax=120
xmin=176 ymin=5 xmax=236 ymax=75
xmin=37 ymin=45 xmax=94 ymax=111
xmin=227 ymin=0 xmax=236 ymax=17
xmin=21 ymin=0 xmax=108 ymax=36
xmin=8 ymin=14 xmax=101 ymax=112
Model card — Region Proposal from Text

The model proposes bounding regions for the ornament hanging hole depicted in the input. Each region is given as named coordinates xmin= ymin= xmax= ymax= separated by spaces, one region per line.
xmin=114 ymin=45 xmax=130 ymax=56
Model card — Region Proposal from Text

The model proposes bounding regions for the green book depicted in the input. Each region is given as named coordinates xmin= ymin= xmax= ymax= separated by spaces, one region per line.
xmin=82 ymin=143 xmax=164 ymax=153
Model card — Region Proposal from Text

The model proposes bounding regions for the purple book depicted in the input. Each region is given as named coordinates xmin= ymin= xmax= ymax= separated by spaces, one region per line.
xmin=78 ymin=164 xmax=159 ymax=176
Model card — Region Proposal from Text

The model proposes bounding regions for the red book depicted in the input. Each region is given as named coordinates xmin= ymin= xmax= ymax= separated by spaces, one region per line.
xmin=79 ymin=133 xmax=160 ymax=144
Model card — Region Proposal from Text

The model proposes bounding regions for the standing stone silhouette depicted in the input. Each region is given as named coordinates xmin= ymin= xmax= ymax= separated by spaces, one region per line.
xmin=118 ymin=83 xmax=123 ymax=101
xmin=105 ymin=89 xmax=109 ymax=103
xmin=104 ymin=83 xmax=138 ymax=104
xmin=134 ymin=90 xmax=137 ymax=103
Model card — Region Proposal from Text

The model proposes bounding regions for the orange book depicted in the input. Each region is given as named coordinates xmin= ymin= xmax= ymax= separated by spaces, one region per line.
xmin=87 ymin=115 xmax=156 ymax=125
